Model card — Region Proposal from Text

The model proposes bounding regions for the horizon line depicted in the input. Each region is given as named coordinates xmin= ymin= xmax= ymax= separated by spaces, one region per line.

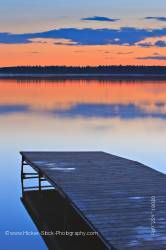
xmin=1 ymin=65 xmax=166 ymax=68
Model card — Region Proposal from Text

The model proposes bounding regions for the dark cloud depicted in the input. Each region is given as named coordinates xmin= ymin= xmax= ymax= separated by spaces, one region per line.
xmin=145 ymin=16 xmax=166 ymax=22
xmin=74 ymin=50 xmax=85 ymax=53
xmin=138 ymin=40 xmax=166 ymax=48
xmin=137 ymin=56 xmax=166 ymax=60
xmin=137 ymin=42 xmax=152 ymax=48
xmin=117 ymin=51 xmax=133 ymax=55
xmin=155 ymin=41 xmax=166 ymax=47
xmin=31 ymin=51 xmax=40 ymax=54
xmin=0 ymin=27 xmax=166 ymax=47
xmin=153 ymin=52 xmax=160 ymax=55
xmin=81 ymin=16 xmax=119 ymax=22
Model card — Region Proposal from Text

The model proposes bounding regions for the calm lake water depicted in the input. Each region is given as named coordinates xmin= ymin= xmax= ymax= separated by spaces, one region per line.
xmin=0 ymin=79 xmax=166 ymax=249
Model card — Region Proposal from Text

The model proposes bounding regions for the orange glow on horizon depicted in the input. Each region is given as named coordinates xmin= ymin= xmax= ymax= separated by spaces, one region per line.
xmin=0 ymin=41 xmax=166 ymax=67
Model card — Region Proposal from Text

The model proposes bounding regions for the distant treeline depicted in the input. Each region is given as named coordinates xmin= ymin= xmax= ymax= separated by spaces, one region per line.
xmin=0 ymin=66 xmax=166 ymax=74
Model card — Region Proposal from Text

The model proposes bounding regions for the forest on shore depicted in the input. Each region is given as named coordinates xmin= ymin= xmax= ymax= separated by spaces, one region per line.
xmin=0 ymin=66 xmax=166 ymax=74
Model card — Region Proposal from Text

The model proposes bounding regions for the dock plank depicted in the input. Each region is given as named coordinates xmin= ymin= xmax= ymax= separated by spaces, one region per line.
xmin=20 ymin=151 xmax=166 ymax=250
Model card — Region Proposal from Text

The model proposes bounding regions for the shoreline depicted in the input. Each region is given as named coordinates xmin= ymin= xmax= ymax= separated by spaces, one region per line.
xmin=1 ymin=73 xmax=166 ymax=80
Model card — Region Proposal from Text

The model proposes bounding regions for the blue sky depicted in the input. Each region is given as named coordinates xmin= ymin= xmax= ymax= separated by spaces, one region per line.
xmin=0 ymin=0 xmax=166 ymax=66
xmin=1 ymin=0 xmax=166 ymax=33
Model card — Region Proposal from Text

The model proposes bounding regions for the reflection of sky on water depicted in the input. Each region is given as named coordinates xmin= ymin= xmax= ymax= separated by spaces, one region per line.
xmin=51 ymin=103 xmax=166 ymax=119
xmin=1 ymin=103 xmax=166 ymax=119
xmin=0 ymin=105 xmax=29 ymax=114
xmin=0 ymin=79 xmax=166 ymax=173
xmin=1 ymin=80 xmax=166 ymax=119
xmin=0 ymin=79 xmax=166 ymax=249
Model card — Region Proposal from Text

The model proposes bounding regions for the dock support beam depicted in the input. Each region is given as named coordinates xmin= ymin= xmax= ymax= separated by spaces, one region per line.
xmin=21 ymin=156 xmax=25 ymax=196
xmin=38 ymin=171 xmax=42 ymax=191
xmin=21 ymin=156 xmax=53 ymax=196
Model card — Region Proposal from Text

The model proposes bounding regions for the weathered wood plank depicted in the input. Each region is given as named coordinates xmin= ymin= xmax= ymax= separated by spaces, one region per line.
xmin=20 ymin=151 xmax=166 ymax=250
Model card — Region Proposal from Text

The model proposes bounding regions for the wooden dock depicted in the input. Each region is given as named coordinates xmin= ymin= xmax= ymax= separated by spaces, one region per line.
xmin=20 ymin=151 xmax=166 ymax=250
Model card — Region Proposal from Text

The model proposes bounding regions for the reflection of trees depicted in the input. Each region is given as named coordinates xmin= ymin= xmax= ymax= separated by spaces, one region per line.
xmin=0 ymin=66 xmax=166 ymax=74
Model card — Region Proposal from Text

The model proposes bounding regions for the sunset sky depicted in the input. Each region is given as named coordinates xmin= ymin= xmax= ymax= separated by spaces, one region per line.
xmin=0 ymin=0 xmax=166 ymax=66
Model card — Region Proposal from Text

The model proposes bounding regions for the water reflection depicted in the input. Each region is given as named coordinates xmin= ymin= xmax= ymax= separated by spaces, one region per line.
xmin=0 ymin=79 xmax=166 ymax=249
xmin=0 ymin=80 xmax=166 ymax=118
xmin=0 ymin=79 xmax=166 ymax=175
xmin=21 ymin=189 xmax=107 ymax=250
